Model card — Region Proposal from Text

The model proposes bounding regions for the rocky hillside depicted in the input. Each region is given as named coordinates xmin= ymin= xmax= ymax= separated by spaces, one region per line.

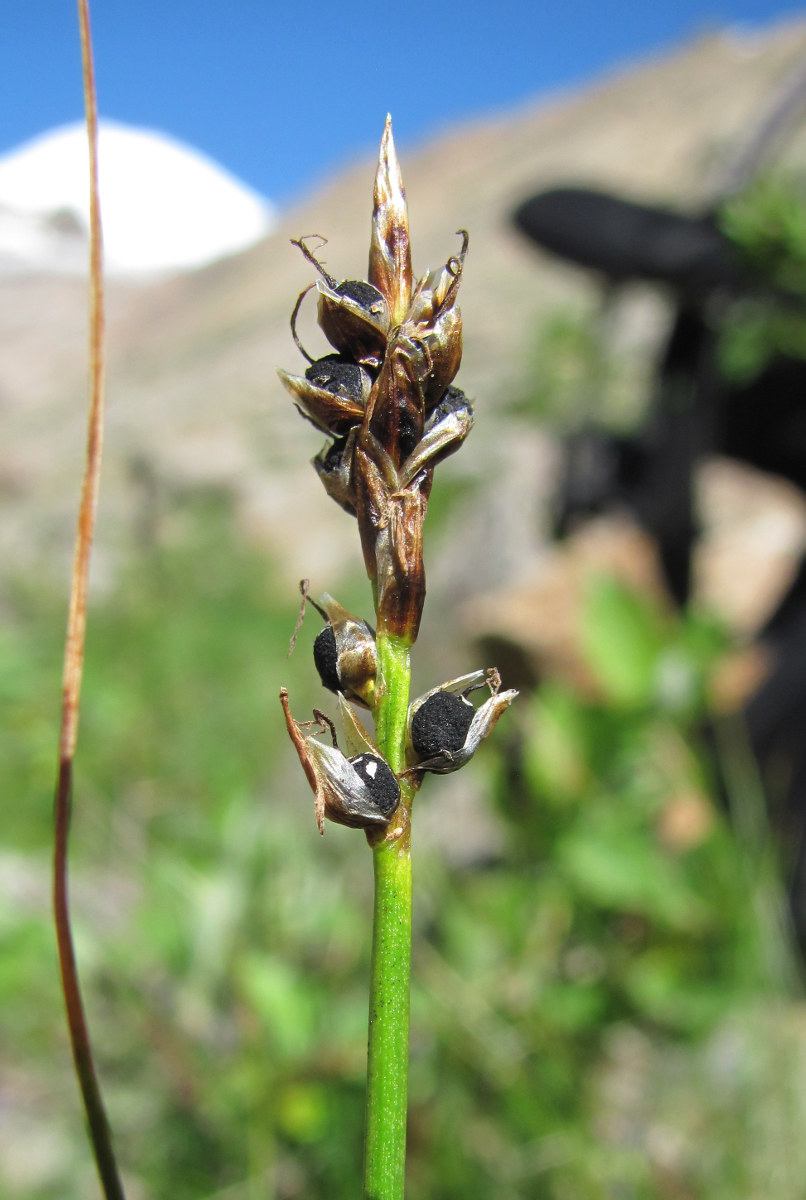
xmin=3 ymin=18 xmax=806 ymax=620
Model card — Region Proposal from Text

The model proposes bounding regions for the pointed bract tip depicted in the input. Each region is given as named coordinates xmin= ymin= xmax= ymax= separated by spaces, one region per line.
xmin=377 ymin=117 xmax=402 ymax=190
xmin=370 ymin=115 xmax=411 ymax=323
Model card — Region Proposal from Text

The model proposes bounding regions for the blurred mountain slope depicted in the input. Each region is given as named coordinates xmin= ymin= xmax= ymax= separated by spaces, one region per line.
xmin=3 ymin=18 xmax=806 ymax=596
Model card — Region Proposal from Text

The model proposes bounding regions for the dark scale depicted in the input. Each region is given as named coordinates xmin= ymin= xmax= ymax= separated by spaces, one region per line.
xmin=412 ymin=691 xmax=474 ymax=758
xmin=350 ymin=753 xmax=401 ymax=816
xmin=313 ymin=626 xmax=340 ymax=694
xmin=305 ymin=355 xmax=367 ymax=402
xmin=335 ymin=279 xmax=386 ymax=313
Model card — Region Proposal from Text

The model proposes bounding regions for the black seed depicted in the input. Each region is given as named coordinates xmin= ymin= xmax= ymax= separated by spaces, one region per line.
xmin=313 ymin=434 xmax=357 ymax=516
xmin=318 ymin=433 xmax=349 ymax=469
xmin=305 ymin=355 xmax=366 ymax=402
xmin=335 ymin=279 xmax=386 ymax=313
xmin=411 ymin=691 xmax=474 ymax=758
xmin=425 ymin=385 xmax=473 ymax=425
xmin=349 ymin=753 xmax=400 ymax=815
xmin=313 ymin=626 xmax=340 ymax=694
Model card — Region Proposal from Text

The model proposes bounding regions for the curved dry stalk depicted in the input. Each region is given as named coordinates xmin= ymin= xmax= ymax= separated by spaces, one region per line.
xmin=52 ymin=3 xmax=125 ymax=1198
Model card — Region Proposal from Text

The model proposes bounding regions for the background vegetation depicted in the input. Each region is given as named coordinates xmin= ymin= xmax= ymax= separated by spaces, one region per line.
xmin=6 ymin=31 xmax=806 ymax=1178
xmin=4 ymin=455 xmax=806 ymax=1197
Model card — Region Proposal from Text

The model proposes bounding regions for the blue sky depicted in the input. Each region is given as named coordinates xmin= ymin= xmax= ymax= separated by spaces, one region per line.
xmin=2 ymin=1 xmax=802 ymax=206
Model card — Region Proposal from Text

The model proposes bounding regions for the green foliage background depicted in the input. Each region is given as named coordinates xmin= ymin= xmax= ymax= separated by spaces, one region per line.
xmin=6 ymin=158 xmax=806 ymax=1200
xmin=718 ymin=171 xmax=806 ymax=381
xmin=4 ymin=480 xmax=806 ymax=1199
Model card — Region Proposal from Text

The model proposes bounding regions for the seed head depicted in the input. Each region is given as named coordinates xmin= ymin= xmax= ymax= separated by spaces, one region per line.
xmin=406 ymin=669 xmax=518 ymax=774
xmin=280 ymin=688 xmax=400 ymax=833
xmin=300 ymin=585 xmax=377 ymax=708
xmin=278 ymin=117 xmax=473 ymax=645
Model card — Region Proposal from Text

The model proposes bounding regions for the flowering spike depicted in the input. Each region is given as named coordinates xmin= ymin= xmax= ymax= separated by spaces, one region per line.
xmin=277 ymin=367 xmax=366 ymax=436
xmin=305 ymin=590 xmax=378 ymax=708
xmin=399 ymin=386 xmax=474 ymax=487
xmin=280 ymin=120 xmax=476 ymax=643
xmin=280 ymin=688 xmax=399 ymax=833
xmin=316 ymin=280 xmax=389 ymax=367
xmin=406 ymin=669 xmax=519 ymax=773
xmin=368 ymin=115 xmax=412 ymax=325
xmin=312 ymin=431 xmax=358 ymax=514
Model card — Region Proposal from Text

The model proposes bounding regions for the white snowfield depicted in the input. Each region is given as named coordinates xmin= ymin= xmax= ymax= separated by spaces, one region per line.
xmin=0 ymin=120 xmax=275 ymax=277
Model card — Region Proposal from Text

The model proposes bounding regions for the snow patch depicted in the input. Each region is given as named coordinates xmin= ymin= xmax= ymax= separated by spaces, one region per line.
xmin=0 ymin=120 xmax=276 ymax=277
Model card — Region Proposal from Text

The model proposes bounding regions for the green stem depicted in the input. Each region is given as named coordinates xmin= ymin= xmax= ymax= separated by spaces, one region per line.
xmin=363 ymin=633 xmax=413 ymax=1200
xmin=364 ymin=833 xmax=412 ymax=1200
xmin=373 ymin=635 xmax=411 ymax=776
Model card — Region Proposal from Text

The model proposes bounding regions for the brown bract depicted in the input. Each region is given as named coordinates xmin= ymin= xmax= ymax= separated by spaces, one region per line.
xmin=317 ymin=282 xmax=390 ymax=368
xmin=277 ymin=368 xmax=365 ymax=436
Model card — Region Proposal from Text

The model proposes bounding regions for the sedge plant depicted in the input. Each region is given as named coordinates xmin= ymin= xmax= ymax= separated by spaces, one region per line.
xmin=53 ymin=42 xmax=514 ymax=1190
xmin=278 ymin=118 xmax=517 ymax=1199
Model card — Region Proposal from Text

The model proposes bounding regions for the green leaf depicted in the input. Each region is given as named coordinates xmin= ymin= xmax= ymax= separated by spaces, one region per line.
xmin=581 ymin=576 xmax=664 ymax=707
xmin=559 ymin=820 xmax=707 ymax=931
